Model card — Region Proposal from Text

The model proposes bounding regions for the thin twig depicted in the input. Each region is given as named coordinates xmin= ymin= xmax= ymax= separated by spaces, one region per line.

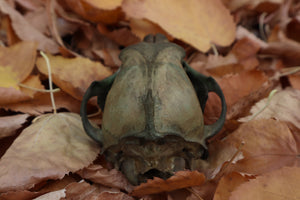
xmin=215 ymin=141 xmax=244 ymax=180
xmin=40 ymin=51 xmax=57 ymax=114
xmin=210 ymin=43 xmax=219 ymax=56
xmin=18 ymin=83 xmax=61 ymax=93
xmin=186 ymin=188 xmax=204 ymax=200
xmin=248 ymin=89 xmax=278 ymax=121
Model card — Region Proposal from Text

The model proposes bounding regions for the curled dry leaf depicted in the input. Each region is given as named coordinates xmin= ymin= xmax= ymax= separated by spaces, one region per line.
xmin=213 ymin=172 xmax=250 ymax=200
xmin=62 ymin=0 xmax=124 ymax=24
xmin=78 ymin=164 xmax=134 ymax=192
xmin=36 ymin=53 xmax=112 ymax=100
xmin=0 ymin=114 xmax=29 ymax=139
xmin=222 ymin=0 xmax=284 ymax=11
xmin=227 ymin=119 xmax=299 ymax=175
xmin=0 ymin=113 xmax=100 ymax=192
xmin=230 ymin=167 xmax=300 ymax=200
xmin=122 ymin=0 xmax=236 ymax=52
xmin=0 ymin=190 xmax=43 ymax=200
xmin=0 ymin=1 xmax=59 ymax=53
xmin=239 ymin=88 xmax=300 ymax=129
xmin=2 ymin=91 xmax=81 ymax=115
xmin=131 ymin=171 xmax=205 ymax=197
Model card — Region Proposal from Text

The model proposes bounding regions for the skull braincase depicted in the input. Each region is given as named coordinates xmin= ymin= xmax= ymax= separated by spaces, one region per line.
xmin=101 ymin=41 xmax=205 ymax=151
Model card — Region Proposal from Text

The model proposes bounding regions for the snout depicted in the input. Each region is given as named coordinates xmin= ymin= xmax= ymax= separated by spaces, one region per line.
xmin=120 ymin=156 xmax=187 ymax=185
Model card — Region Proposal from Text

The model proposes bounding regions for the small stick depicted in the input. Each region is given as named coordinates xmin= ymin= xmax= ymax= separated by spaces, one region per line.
xmin=248 ymin=89 xmax=278 ymax=121
xmin=40 ymin=51 xmax=57 ymax=114
xmin=18 ymin=83 xmax=60 ymax=93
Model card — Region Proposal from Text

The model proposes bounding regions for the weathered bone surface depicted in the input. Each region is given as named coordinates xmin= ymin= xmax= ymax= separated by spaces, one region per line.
xmin=80 ymin=34 xmax=226 ymax=185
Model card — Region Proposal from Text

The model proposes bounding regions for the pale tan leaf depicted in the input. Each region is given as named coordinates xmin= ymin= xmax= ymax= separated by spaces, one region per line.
xmin=0 ymin=113 xmax=100 ymax=192
xmin=33 ymin=189 xmax=65 ymax=200
xmin=239 ymin=88 xmax=300 ymax=129
xmin=0 ymin=114 xmax=29 ymax=139
xmin=0 ymin=41 xmax=37 ymax=82
xmin=228 ymin=119 xmax=299 ymax=175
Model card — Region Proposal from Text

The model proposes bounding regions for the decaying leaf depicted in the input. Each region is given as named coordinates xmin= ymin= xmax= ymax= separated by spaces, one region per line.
xmin=0 ymin=0 xmax=59 ymax=53
xmin=3 ymin=91 xmax=81 ymax=115
xmin=239 ymin=88 xmax=300 ymax=129
xmin=0 ymin=41 xmax=37 ymax=81
xmin=0 ymin=112 xmax=100 ymax=192
xmin=129 ymin=18 xmax=171 ymax=40
xmin=131 ymin=171 xmax=205 ymax=197
xmin=0 ymin=68 xmax=44 ymax=105
xmin=122 ymin=0 xmax=236 ymax=52
xmin=36 ymin=53 xmax=112 ymax=100
xmin=0 ymin=114 xmax=28 ymax=139
xmin=63 ymin=181 xmax=133 ymax=200
xmin=33 ymin=189 xmax=66 ymax=200
xmin=61 ymin=0 xmax=124 ymax=24
xmin=227 ymin=119 xmax=299 ymax=175
xmin=230 ymin=167 xmax=300 ymax=200
xmin=203 ymin=70 xmax=270 ymax=122
xmin=222 ymin=0 xmax=284 ymax=11
xmin=288 ymin=75 xmax=300 ymax=90
xmin=78 ymin=164 xmax=133 ymax=192
xmin=213 ymin=172 xmax=250 ymax=200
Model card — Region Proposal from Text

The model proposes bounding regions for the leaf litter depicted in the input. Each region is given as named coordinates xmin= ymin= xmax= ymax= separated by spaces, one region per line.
xmin=0 ymin=0 xmax=300 ymax=199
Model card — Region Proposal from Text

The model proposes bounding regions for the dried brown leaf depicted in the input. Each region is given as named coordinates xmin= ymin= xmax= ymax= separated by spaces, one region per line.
xmin=0 ymin=190 xmax=43 ymax=200
xmin=3 ymin=91 xmax=81 ymax=115
xmin=129 ymin=18 xmax=171 ymax=41
xmin=0 ymin=1 xmax=59 ymax=53
xmin=131 ymin=171 xmax=205 ymax=197
xmin=228 ymin=119 xmax=300 ymax=175
xmin=0 ymin=114 xmax=28 ymax=139
xmin=230 ymin=167 xmax=300 ymax=200
xmin=0 ymin=113 xmax=100 ymax=192
xmin=122 ymin=0 xmax=236 ymax=52
xmin=203 ymin=70 xmax=270 ymax=122
xmin=0 ymin=41 xmax=37 ymax=81
xmin=36 ymin=53 xmax=112 ymax=100
xmin=0 ymin=68 xmax=44 ymax=105
xmin=97 ymin=24 xmax=140 ymax=46
xmin=239 ymin=88 xmax=300 ymax=129
xmin=213 ymin=172 xmax=249 ymax=200
xmin=222 ymin=0 xmax=283 ymax=11
xmin=289 ymin=75 xmax=300 ymax=90
xmin=62 ymin=0 xmax=124 ymax=24
xmin=78 ymin=164 xmax=133 ymax=192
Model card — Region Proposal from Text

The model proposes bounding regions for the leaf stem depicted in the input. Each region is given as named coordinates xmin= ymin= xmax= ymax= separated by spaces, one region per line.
xmin=18 ymin=83 xmax=60 ymax=93
xmin=248 ymin=89 xmax=278 ymax=121
xmin=210 ymin=43 xmax=219 ymax=56
xmin=40 ymin=51 xmax=57 ymax=114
